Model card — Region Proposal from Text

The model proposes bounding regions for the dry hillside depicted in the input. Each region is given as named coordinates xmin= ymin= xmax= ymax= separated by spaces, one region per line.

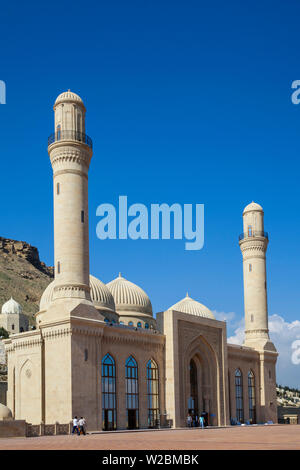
xmin=0 ymin=237 xmax=53 ymax=327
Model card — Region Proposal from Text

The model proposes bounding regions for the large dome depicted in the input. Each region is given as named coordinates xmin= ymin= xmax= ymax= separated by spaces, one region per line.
xmin=168 ymin=294 xmax=215 ymax=319
xmin=40 ymin=275 xmax=115 ymax=313
xmin=1 ymin=298 xmax=22 ymax=315
xmin=106 ymin=274 xmax=153 ymax=316
xmin=54 ymin=90 xmax=85 ymax=108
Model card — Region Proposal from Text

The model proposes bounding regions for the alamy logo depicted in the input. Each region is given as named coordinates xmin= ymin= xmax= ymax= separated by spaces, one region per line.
xmin=291 ymin=339 xmax=300 ymax=365
xmin=96 ymin=196 xmax=204 ymax=251
xmin=291 ymin=80 xmax=300 ymax=104
xmin=0 ymin=80 xmax=6 ymax=104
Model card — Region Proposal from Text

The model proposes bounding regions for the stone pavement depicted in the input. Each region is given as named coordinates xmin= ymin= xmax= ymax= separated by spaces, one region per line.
xmin=0 ymin=425 xmax=299 ymax=450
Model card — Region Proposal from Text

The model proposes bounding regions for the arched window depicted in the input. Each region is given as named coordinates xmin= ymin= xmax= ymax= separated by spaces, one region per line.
xmin=101 ymin=353 xmax=116 ymax=431
xmin=147 ymin=359 xmax=159 ymax=428
xmin=145 ymin=323 xmax=149 ymax=329
xmin=128 ymin=321 xmax=134 ymax=326
xmin=248 ymin=370 xmax=256 ymax=424
xmin=56 ymin=124 xmax=61 ymax=140
xmin=77 ymin=114 xmax=82 ymax=133
xmin=248 ymin=225 xmax=253 ymax=237
xmin=125 ymin=356 xmax=139 ymax=429
xmin=137 ymin=322 xmax=142 ymax=328
xmin=188 ymin=359 xmax=198 ymax=418
xmin=235 ymin=369 xmax=244 ymax=423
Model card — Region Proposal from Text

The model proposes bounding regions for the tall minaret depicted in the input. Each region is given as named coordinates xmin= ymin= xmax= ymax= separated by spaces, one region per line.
xmin=239 ymin=202 xmax=275 ymax=351
xmin=42 ymin=90 xmax=101 ymax=322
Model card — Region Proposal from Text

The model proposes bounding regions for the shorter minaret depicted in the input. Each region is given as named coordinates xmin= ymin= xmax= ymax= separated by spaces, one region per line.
xmin=239 ymin=202 xmax=275 ymax=351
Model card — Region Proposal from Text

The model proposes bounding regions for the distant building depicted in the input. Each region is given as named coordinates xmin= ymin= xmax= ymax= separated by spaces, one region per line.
xmin=0 ymin=298 xmax=29 ymax=335
xmin=0 ymin=298 xmax=29 ymax=367
xmin=4 ymin=91 xmax=278 ymax=430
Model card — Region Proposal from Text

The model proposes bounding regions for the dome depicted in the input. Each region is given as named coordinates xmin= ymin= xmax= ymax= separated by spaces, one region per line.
xmin=39 ymin=275 xmax=115 ymax=313
xmin=1 ymin=297 xmax=22 ymax=315
xmin=106 ymin=274 xmax=153 ymax=316
xmin=54 ymin=90 xmax=85 ymax=108
xmin=0 ymin=403 xmax=12 ymax=420
xmin=243 ymin=201 xmax=263 ymax=215
xmin=89 ymin=275 xmax=115 ymax=312
xmin=168 ymin=293 xmax=215 ymax=319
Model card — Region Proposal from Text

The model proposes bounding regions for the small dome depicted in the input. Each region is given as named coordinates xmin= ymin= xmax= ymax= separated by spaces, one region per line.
xmin=40 ymin=275 xmax=115 ymax=313
xmin=1 ymin=298 xmax=22 ymax=315
xmin=168 ymin=293 xmax=215 ymax=319
xmin=243 ymin=202 xmax=263 ymax=215
xmin=107 ymin=274 xmax=153 ymax=316
xmin=0 ymin=403 xmax=12 ymax=420
xmin=54 ymin=90 xmax=85 ymax=108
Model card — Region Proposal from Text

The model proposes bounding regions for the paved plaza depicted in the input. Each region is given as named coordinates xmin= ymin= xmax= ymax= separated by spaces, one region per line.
xmin=0 ymin=425 xmax=299 ymax=450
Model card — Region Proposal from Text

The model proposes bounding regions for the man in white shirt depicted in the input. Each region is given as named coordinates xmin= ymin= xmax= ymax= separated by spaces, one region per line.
xmin=72 ymin=416 xmax=80 ymax=435
xmin=78 ymin=417 xmax=86 ymax=435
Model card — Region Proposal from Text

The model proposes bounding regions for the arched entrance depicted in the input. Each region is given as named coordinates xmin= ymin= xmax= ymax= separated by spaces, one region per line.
xmin=184 ymin=336 xmax=219 ymax=427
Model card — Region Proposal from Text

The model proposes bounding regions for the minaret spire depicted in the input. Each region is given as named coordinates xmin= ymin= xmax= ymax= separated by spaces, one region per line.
xmin=40 ymin=90 xmax=102 ymax=323
xmin=239 ymin=202 xmax=275 ymax=351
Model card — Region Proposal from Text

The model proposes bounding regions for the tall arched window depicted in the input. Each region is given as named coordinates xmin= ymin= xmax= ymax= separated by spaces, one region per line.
xmin=125 ymin=356 xmax=139 ymax=429
xmin=101 ymin=353 xmax=116 ymax=431
xmin=248 ymin=370 xmax=256 ymax=424
xmin=188 ymin=359 xmax=198 ymax=418
xmin=235 ymin=369 xmax=244 ymax=423
xmin=77 ymin=114 xmax=82 ymax=133
xmin=56 ymin=124 xmax=61 ymax=140
xmin=147 ymin=359 xmax=159 ymax=428
xmin=248 ymin=225 xmax=253 ymax=237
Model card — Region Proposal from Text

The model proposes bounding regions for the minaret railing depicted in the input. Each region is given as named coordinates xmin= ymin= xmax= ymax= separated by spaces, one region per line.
xmin=48 ymin=130 xmax=93 ymax=149
xmin=238 ymin=231 xmax=268 ymax=241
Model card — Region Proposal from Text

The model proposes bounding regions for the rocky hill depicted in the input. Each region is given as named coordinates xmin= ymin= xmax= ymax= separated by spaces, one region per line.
xmin=0 ymin=237 xmax=54 ymax=326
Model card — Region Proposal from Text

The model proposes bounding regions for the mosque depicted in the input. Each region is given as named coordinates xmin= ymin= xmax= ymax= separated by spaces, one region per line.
xmin=3 ymin=91 xmax=278 ymax=430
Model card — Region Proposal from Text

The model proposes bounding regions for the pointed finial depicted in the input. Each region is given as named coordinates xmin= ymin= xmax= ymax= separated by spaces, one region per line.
xmin=119 ymin=272 xmax=122 ymax=278
xmin=186 ymin=292 xmax=189 ymax=297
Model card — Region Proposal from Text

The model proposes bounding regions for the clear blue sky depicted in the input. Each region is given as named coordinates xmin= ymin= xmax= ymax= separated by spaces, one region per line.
xmin=0 ymin=1 xmax=300 ymax=372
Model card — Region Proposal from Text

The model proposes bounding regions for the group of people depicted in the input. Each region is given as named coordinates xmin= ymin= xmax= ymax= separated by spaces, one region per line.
xmin=187 ymin=413 xmax=206 ymax=428
xmin=72 ymin=416 xmax=87 ymax=436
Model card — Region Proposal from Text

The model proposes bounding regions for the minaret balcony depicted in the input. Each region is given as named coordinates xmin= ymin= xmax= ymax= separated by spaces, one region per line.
xmin=238 ymin=231 xmax=268 ymax=241
xmin=48 ymin=130 xmax=93 ymax=149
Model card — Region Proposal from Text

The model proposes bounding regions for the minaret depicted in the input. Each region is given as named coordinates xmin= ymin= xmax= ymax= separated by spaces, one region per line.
xmin=42 ymin=90 xmax=101 ymax=322
xmin=239 ymin=202 xmax=275 ymax=351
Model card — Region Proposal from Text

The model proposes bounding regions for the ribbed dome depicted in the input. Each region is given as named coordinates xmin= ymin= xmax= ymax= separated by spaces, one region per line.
xmin=54 ymin=90 xmax=85 ymax=108
xmin=168 ymin=294 xmax=215 ymax=319
xmin=106 ymin=274 xmax=153 ymax=316
xmin=89 ymin=275 xmax=115 ymax=312
xmin=1 ymin=298 xmax=22 ymax=315
xmin=40 ymin=275 xmax=115 ymax=312
xmin=0 ymin=403 xmax=12 ymax=420
xmin=243 ymin=201 xmax=263 ymax=215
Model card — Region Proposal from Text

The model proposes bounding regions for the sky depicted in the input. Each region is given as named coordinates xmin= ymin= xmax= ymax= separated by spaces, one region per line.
xmin=0 ymin=0 xmax=300 ymax=387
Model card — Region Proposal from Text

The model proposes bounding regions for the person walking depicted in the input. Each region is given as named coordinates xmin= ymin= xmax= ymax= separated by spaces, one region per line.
xmin=78 ymin=417 xmax=86 ymax=435
xmin=199 ymin=415 xmax=204 ymax=429
xmin=187 ymin=413 xmax=192 ymax=428
xmin=72 ymin=416 xmax=80 ymax=435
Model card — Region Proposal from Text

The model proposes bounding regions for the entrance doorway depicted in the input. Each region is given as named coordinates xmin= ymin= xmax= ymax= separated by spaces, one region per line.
xmin=127 ymin=409 xmax=138 ymax=429
xmin=103 ymin=409 xmax=115 ymax=431
xmin=189 ymin=359 xmax=198 ymax=421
